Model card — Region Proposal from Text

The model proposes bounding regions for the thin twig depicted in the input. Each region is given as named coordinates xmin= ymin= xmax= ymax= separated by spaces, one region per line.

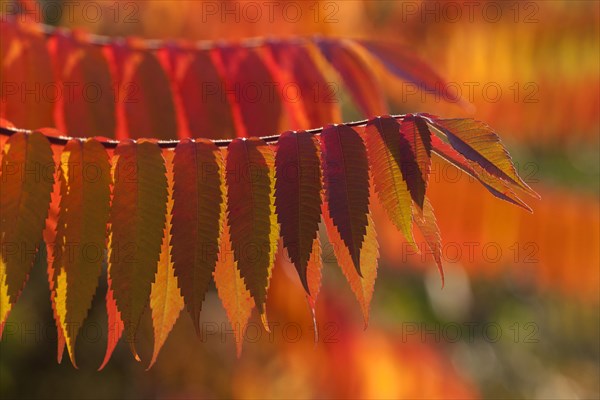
xmin=0 ymin=115 xmax=407 ymax=149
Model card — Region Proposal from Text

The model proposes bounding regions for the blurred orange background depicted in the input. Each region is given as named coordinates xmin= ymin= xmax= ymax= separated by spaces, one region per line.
xmin=1 ymin=1 xmax=598 ymax=399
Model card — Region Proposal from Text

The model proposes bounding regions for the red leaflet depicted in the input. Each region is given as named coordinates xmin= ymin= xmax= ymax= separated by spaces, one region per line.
xmin=49 ymin=30 xmax=116 ymax=137
xmin=357 ymin=40 xmax=464 ymax=105
xmin=226 ymin=138 xmax=278 ymax=316
xmin=315 ymin=38 xmax=387 ymax=117
xmin=275 ymin=131 xmax=322 ymax=292
xmin=107 ymin=40 xmax=177 ymax=140
xmin=158 ymin=45 xmax=236 ymax=139
xmin=0 ymin=22 xmax=54 ymax=129
xmin=320 ymin=124 xmax=370 ymax=275
xmin=398 ymin=115 xmax=432 ymax=209
xmin=216 ymin=46 xmax=283 ymax=137
xmin=171 ymin=139 xmax=224 ymax=333
xmin=108 ymin=140 xmax=168 ymax=349
xmin=266 ymin=42 xmax=341 ymax=129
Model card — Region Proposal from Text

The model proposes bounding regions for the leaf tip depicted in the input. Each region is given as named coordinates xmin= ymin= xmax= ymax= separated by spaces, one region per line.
xmin=129 ymin=342 xmax=141 ymax=362
xmin=260 ymin=310 xmax=271 ymax=333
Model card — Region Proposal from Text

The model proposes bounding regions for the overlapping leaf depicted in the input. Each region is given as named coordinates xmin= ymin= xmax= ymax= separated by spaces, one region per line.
xmin=49 ymin=30 xmax=116 ymax=137
xmin=108 ymin=40 xmax=177 ymax=140
xmin=0 ymin=132 xmax=54 ymax=336
xmin=108 ymin=140 xmax=167 ymax=348
xmin=217 ymin=46 xmax=283 ymax=137
xmin=53 ymin=138 xmax=111 ymax=367
xmin=0 ymin=22 xmax=54 ymax=129
xmin=398 ymin=115 xmax=432 ymax=209
xmin=158 ymin=46 xmax=236 ymax=139
xmin=365 ymin=116 xmax=415 ymax=245
xmin=356 ymin=40 xmax=463 ymax=104
xmin=226 ymin=138 xmax=278 ymax=318
xmin=266 ymin=42 xmax=341 ymax=128
xmin=423 ymin=116 xmax=539 ymax=198
xmin=413 ymin=197 xmax=444 ymax=286
xmin=320 ymin=124 xmax=370 ymax=275
xmin=316 ymin=38 xmax=387 ymax=117
xmin=171 ymin=139 xmax=224 ymax=333
xmin=214 ymin=208 xmax=255 ymax=357
xmin=322 ymin=202 xmax=379 ymax=326
xmin=275 ymin=131 xmax=322 ymax=292
xmin=98 ymin=272 xmax=124 ymax=370
xmin=430 ymin=134 xmax=532 ymax=211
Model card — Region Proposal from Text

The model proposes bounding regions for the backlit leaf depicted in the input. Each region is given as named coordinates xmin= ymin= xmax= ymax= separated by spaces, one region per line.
xmin=214 ymin=206 xmax=254 ymax=357
xmin=216 ymin=46 xmax=283 ymax=137
xmin=108 ymin=140 xmax=168 ymax=351
xmin=98 ymin=272 xmax=124 ymax=371
xmin=148 ymin=150 xmax=184 ymax=370
xmin=53 ymin=138 xmax=111 ymax=367
xmin=413 ymin=197 xmax=444 ymax=286
xmin=226 ymin=138 xmax=278 ymax=317
xmin=266 ymin=42 xmax=341 ymax=128
xmin=0 ymin=22 xmax=54 ymax=129
xmin=322 ymin=202 xmax=379 ymax=327
xmin=365 ymin=116 xmax=415 ymax=245
xmin=305 ymin=237 xmax=323 ymax=340
xmin=398 ymin=115 xmax=432 ymax=209
xmin=49 ymin=30 xmax=116 ymax=137
xmin=0 ymin=132 xmax=54 ymax=336
xmin=316 ymin=38 xmax=387 ymax=117
xmin=107 ymin=40 xmax=177 ymax=140
xmin=430 ymin=134 xmax=532 ymax=211
xmin=320 ymin=124 xmax=370 ymax=275
xmin=275 ymin=131 xmax=322 ymax=293
xmin=42 ymin=142 xmax=66 ymax=363
xmin=172 ymin=138 xmax=224 ymax=333
xmin=424 ymin=116 xmax=539 ymax=199
xmin=357 ymin=40 xmax=463 ymax=104
xmin=158 ymin=46 xmax=236 ymax=139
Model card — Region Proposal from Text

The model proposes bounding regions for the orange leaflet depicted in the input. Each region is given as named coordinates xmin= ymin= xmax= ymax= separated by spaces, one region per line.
xmin=147 ymin=150 xmax=184 ymax=370
xmin=216 ymin=46 xmax=283 ymax=137
xmin=0 ymin=132 xmax=54 ymax=336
